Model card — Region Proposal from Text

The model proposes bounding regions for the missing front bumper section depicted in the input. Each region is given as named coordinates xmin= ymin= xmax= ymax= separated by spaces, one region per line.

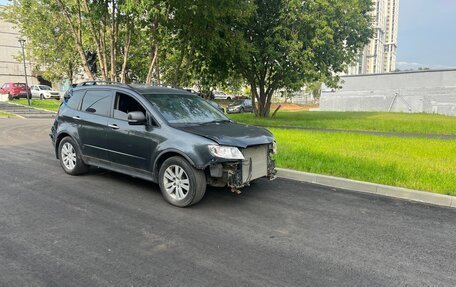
xmin=207 ymin=153 xmax=277 ymax=189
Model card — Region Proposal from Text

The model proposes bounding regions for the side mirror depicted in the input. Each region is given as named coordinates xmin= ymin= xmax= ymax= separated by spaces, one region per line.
xmin=128 ymin=111 xmax=147 ymax=125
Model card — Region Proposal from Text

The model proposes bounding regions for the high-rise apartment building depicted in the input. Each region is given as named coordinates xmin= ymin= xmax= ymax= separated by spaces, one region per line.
xmin=347 ymin=0 xmax=399 ymax=75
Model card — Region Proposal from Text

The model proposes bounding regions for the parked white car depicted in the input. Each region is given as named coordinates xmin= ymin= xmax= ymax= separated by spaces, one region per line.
xmin=213 ymin=91 xmax=234 ymax=100
xmin=31 ymin=85 xmax=61 ymax=100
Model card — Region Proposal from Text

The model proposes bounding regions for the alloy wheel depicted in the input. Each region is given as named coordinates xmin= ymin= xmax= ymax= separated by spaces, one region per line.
xmin=163 ymin=165 xmax=190 ymax=200
xmin=61 ymin=142 xmax=76 ymax=170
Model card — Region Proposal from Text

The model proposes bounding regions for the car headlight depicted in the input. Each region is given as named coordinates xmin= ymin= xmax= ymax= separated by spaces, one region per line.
xmin=208 ymin=145 xmax=244 ymax=160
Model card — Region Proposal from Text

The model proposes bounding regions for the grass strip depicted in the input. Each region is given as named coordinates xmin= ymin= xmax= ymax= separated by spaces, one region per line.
xmin=13 ymin=99 xmax=61 ymax=112
xmin=271 ymin=128 xmax=456 ymax=195
xmin=0 ymin=111 xmax=15 ymax=118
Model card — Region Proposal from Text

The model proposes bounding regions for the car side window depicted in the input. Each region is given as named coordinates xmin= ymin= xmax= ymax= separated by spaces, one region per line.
xmin=113 ymin=92 xmax=146 ymax=121
xmin=66 ymin=90 xmax=85 ymax=110
xmin=81 ymin=90 xmax=112 ymax=116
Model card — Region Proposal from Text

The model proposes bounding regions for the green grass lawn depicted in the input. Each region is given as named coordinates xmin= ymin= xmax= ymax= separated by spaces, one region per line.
xmin=13 ymin=99 xmax=61 ymax=112
xmin=271 ymin=128 xmax=456 ymax=195
xmin=230 ymin=111 xmax=456 ymax=135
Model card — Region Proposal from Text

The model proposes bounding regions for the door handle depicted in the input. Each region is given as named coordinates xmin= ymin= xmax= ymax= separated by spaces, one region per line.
xmin=108 ymin=124 xmax=119 ymax=129
xmin=72 ymin=116 xmax=80 ymax=120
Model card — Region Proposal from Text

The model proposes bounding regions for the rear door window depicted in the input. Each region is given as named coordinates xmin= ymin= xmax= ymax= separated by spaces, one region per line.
xmin=66 ymin=90 xmax=85 ymax=110
xmin=81 ymin=90 xmax=112 ymax=117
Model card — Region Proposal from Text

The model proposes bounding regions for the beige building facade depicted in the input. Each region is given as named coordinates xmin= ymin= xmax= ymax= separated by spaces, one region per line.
xmin=347 ymin=0 xmax=399 ymax=75
xmin=0 ymin=7 xmax=37 ymax=86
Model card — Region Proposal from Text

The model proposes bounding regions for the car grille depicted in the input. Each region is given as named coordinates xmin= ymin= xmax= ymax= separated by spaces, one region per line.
xmin=51 ymin=92 xmax=59 ymax=96
xmin=241 ymin=144 xmax=268 ymax=182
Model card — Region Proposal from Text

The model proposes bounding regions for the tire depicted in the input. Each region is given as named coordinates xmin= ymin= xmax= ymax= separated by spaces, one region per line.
xmin=239 ymin=107 xmax=244 ymax=113
xmin=158 ymin=156 xmax=206 ymax=207
xmin=58 ymin=136 xmax=89 ymax=175
xmin=40 ymin=94 xmax=44 ymax=100
xmin=227 ymin=97 xmax=231 ymax=101
xmin=7 ymin=93 xmax=12 ymax=101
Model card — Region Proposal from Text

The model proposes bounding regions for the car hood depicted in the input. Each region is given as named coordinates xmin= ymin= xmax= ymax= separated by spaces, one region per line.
xmin=177 ymin=122 xmax=274 ymax=148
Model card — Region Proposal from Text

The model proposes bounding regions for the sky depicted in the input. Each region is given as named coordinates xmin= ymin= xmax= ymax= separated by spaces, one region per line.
xmin=396 ymin=0 xmax=456 ymax=70
xmin=1 ymin=0 xmax=455 ymax=70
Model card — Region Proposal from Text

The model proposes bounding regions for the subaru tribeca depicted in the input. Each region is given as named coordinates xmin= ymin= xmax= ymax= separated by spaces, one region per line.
xmin=50 ymin=82 xmax=276 ymax=207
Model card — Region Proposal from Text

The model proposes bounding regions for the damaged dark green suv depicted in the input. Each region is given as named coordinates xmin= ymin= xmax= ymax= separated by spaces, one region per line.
xmin=51 ymin=82 xmax=276 ymax=207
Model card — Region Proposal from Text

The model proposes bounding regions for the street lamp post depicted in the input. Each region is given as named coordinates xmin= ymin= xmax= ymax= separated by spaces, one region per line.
xmin=18 ymin=39 xmax=30 ymax=107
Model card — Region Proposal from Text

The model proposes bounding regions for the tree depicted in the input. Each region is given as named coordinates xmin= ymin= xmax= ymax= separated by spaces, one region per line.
xmin=198 ymin=0 xmax=373 ymax=117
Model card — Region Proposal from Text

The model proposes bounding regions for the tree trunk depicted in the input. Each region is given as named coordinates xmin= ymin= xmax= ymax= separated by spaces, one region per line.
xmin=67 ymin=62 xmax=74 ymax=85
xmin=109 ymin=0 xmax=117 ymax=82
xmin=156 ymin=55 xmax=161 ymax=85
xmin=119 ymin=28 xmax=131 ymax=83
xmin=146 ymin=46 xmax=159 ymax=84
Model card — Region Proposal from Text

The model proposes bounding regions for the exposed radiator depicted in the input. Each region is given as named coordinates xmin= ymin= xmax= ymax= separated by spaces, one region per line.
xmin=241 ymin=145 xmax=268 ymax=182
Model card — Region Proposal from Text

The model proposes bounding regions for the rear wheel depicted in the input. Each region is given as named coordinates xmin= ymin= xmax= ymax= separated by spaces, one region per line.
xmin=158 ymin=156 xmax=206 ymax=207
xmin=58 ymin=136 xmax=89 ymax=175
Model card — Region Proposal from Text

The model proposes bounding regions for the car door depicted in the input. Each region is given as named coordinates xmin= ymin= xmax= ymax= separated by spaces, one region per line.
xmin=77 ymin=89 xmax=112 ymax=161
xmin=244 ymin=99 xmax=253 ymax=112
xmin=104 ymin=91 xmax=159 ymax=171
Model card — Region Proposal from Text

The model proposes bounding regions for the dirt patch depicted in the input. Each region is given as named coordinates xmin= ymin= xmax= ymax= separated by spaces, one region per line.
xmin=270 ymin=103 xmax=318 ymax=112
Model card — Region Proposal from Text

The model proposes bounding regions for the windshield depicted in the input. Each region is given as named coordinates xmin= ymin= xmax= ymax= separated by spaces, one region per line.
xmin=39 ymin=85 xmax=52 ymax=90
xmin=143 ymin=94 xmax=229 ymax=124
xmin=231 ymin=100 xmax=244 ymax=106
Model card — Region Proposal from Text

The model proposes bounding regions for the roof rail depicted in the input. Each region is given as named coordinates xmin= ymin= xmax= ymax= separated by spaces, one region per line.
xmin=75 ymin=81 xmax=128 ymax=87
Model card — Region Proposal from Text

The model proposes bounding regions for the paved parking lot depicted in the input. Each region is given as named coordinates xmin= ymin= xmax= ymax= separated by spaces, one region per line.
xmin=1 ymin=118 xmax=455 ymax=286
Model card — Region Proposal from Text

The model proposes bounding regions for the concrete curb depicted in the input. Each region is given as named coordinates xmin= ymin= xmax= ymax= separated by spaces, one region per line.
xmin=277 ymin=168 xmax=455 ymax=209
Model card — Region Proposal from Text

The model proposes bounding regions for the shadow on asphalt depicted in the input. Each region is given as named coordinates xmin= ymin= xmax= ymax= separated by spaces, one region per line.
xmin=82 ymin=166 xmax=266 ymax=208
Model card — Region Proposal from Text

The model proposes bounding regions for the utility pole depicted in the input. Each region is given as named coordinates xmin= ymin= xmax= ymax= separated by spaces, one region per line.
xmin=18 ymin=39 xmax=30 ymax=107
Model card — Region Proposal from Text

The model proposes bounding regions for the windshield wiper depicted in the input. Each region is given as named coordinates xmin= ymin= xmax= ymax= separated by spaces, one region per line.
xmin=200 ymin=119 xmax=232 ymax=125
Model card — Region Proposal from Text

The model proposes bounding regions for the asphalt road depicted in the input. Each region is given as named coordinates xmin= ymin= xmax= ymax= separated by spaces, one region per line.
xmin=1 ymin=118 xmax=455 ymax=286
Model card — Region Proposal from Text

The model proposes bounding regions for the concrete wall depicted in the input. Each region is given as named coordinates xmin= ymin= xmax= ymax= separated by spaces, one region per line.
xmin=320 ymin=69 xmax=456 ymax=116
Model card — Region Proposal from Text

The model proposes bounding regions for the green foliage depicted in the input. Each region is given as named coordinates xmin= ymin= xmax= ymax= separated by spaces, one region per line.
xmin=2 ymin=0 xmax=372 ymax=101
xmin=195 ymin=0 xmax=373 ymax=117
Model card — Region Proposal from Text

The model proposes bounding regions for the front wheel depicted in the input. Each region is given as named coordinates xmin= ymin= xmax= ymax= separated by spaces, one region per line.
xmin=7 ymin=93 xmax=12 ymax=101
xmin=158 ymin=156 xmax=206 ymax=207
xmin=58 ymin=136 xmax=89 ymax=175
xmin=40 ymin=94 xmax=44 ymax=100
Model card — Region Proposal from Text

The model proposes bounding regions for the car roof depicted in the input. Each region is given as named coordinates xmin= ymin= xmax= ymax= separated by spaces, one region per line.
xmin=71 ymin=82 xmax=192 ymax=96
xmin=128 ymin=84 xmax=190 ymax=95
